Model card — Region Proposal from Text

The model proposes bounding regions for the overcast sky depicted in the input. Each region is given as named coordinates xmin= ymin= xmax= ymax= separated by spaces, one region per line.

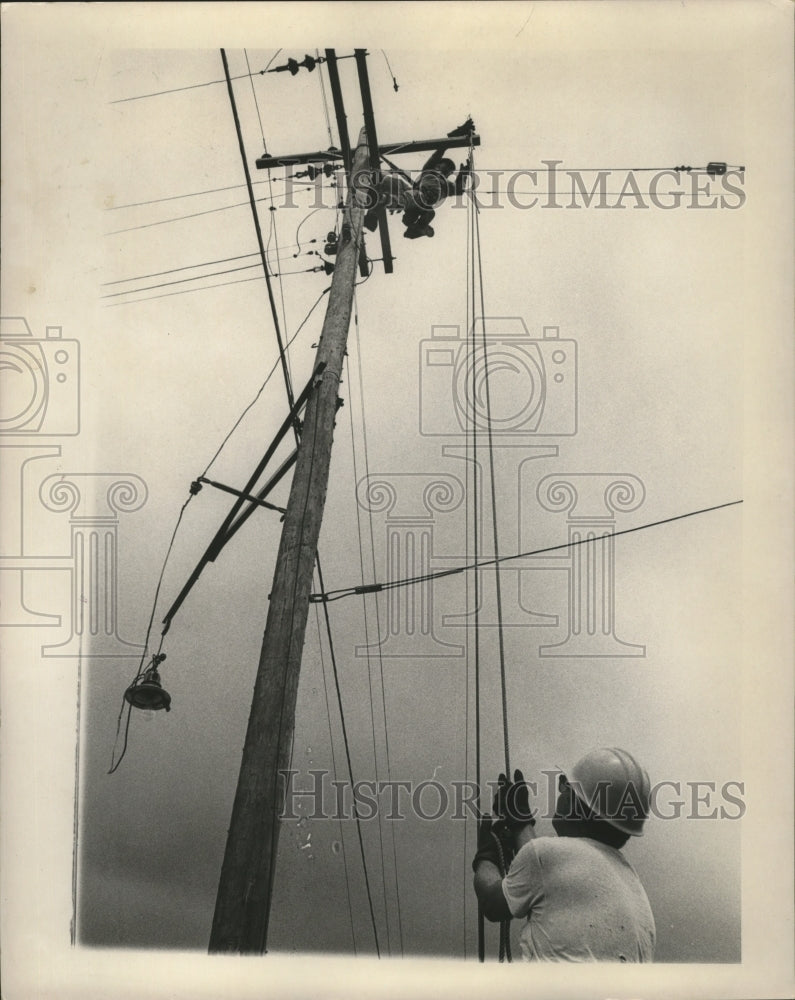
xmin=2 ymin=4 xmax=793 ymax=1000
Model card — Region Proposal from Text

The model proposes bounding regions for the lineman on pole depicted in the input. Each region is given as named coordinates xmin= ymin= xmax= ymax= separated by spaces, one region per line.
xmin=364 ymin=118 xmax=475 ymax=239
xmin=473 ymin=748 xmax=656 ymax=962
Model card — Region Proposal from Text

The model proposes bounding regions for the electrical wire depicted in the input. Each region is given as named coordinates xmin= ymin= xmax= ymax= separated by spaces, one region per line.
xmin=222 ymin=48 xmax=296 ymax=411
xmin=101 ymin=250 xmax=320 ymax=299
xmin=345 ymin=297 xmax=404 ymax=957
xmin=316 ymin=51 xmax=335 ymax=148
xmin=313 ymin=580 xmax=358 ymax=953
xmin=201 ymin=285 xmax=331 ymax=478
xmin=102 ymin=273 xmax=268 ymax=308
xmin=106 ymin=179 xmax=284 ymax=212
xmin=104 ymin=189 xmax=313 ymax=236
xmin=381 ymin=51 xmax=399 ymax=91
xmin=108 ymin=490 xmax=196 ymax=773
xmin=109 ymin=50 xmax=283 ymax=104
xmin=100 ymin=263 xmax=264 ymax=299
xmin=245 ymin=48 xmax=268 ymax=152
xmin=315 ymin=561 xmax=382 ymax=956
xmin=102 ymin=252 xmax=261 ymax=285
xmin=470 ymin=169 xmax=510 ymax=780
xmin=108 ymin=284 xmax=329 ymax=770
xmin=311 ymin=499 xmax=744 ymax=604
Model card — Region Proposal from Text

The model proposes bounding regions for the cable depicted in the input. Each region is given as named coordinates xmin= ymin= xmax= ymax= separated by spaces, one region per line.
xmin=315 ymin=561 xmax=382 ymax=956
xmin=313 ymin=572 xmax=357 ymax=954
xmin=100 ymin=250 xmax=320 ymax=298
xmin=100 ymin=263 xmax=263 ymax=299
xmin=201 ymin=286 xmax=330 ymax=478
xmin=104 ymin=190 xmax=311 ymax=236
xmin=381 ymin=51 xmax=399 ymax=92
xmin=346 ymin=297 xmax=404 ymax=956
xmin=106 ymin=179 xmax=284 ymax=212
xmin=471 ymin=170 xmax=510 ymax=778
xmin=316 ymin=51 xmax=335 ymax=148
xmin=311 ymin=499 xmax=744 ymax=604
xmin=109 ymin=490 xmax=196 ymax=773
xmin=294 ymin=206 xmax=333 ymax=257
xmin=222 ymin=48 xmax=296 ymax=411
xmin=103 ymin=273 xmax=267 ymax=308
xmin=101 ymin=252 xmax=260 ymax=285
xmin=102 ymin=244 xmax=317 ymax=287
xmin=110 ymin=50 xmax=283 ymax=104
xmin=245 ymin=49 xmax=268 ymax=151
xmin=468 ymin=188 xmax=486 ymax=965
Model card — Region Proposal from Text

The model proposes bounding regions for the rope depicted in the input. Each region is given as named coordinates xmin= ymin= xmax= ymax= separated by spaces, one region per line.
xmin=471 ymin=175 xmax=512 ymax=959
xmin=313 ymin=567 xmax=357 ymax=954
xmin=347 ymin=292 xmax=405 ymax=956
xmin=344 ymin=344 xmax=391 ymax=951
xmin=315 ymin=560 xmax=382 ymax=956
xmin=471 ymin=163 xmax=510 ymax=777
xmin=467 ymin=190 xmax=487 ymax=964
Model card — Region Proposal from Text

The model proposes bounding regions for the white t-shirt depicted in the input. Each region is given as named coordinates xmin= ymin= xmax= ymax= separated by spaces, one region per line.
xmin=501 ymin=835 xmax=655 ymax=962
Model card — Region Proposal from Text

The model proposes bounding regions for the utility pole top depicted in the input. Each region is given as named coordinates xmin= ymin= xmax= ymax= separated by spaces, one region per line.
xmin=254 ymin=134 xmax=480 ymax=171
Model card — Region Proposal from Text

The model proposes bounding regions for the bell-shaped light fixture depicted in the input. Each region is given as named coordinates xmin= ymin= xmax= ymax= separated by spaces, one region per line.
xmin=124 ymin=657 xmax=171 ymax=712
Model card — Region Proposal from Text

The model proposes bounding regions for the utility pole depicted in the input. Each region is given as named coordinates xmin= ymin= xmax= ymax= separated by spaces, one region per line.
xmin=203 ymin=48 xmax=479 ymax=955
xmin=208 ymin=127 xmax=371 ymax=954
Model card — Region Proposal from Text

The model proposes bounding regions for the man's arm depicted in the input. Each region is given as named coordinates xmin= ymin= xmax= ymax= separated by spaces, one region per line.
xmin=473 ymin=861 xmax=513 ymax=922
xmin=473 ymin=824 xmax=536 ymax=922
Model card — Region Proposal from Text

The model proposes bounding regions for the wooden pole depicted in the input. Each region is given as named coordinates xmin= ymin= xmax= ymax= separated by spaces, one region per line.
xmin=209 ymin=127 xmax=371 ymax=954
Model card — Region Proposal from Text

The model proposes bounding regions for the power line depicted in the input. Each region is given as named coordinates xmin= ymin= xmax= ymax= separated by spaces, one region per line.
xmin=102 ymin=246 xmax=317 ymax=289
xmin=311 ymin=499 xmax=744 ymax=603
xmin=100 ymin=263 xmax=263 ymax=299
xmin=245 ymin=48 xmax=268 ymax=152
xmin=104 ymin=189 xmax=313 ymax=236
xmin=102 ymin=252 xmax=260 ymax=285
xmin=103 ymin=273 xmax=266 ymax=307
xmin=106 ymin=179 xmax=282 ymax=212
xmin=109 ymin=50 xmax=283 ymax=105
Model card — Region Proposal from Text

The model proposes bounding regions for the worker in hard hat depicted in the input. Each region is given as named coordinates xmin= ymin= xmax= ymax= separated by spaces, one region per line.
xmin=473 ymin=748 xmax=656 ymax=962
xmin=363 ymin=119 xmax=475 ymax=239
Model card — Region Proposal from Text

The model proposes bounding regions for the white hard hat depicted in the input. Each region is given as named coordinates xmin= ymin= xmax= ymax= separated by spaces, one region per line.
xmin=569 ymin=747 xmax=651 ymax=837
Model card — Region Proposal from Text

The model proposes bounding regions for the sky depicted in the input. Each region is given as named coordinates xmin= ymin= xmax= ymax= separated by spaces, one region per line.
xmin=1 ymin=4 xmax=793 ymax=1000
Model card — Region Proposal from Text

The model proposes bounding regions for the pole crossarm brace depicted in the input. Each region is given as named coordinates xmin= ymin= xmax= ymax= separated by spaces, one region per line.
xmin=160 ymin=364 xmax=324 ymax=634
xmin=254 ymin=134 xmax=480 ymax=171
xmin=197 ymin=477 xmax=287 ymax=515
